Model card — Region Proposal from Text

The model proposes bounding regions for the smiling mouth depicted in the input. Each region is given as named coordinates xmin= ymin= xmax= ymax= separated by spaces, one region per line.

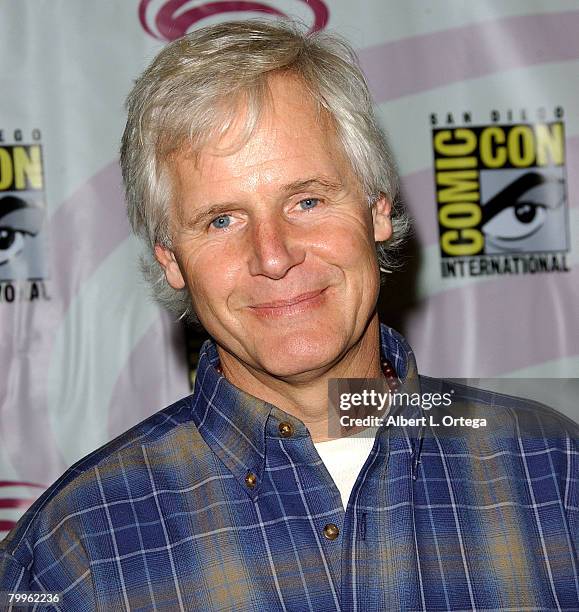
xmin=249 ymin=288 xmax=327 ymax=318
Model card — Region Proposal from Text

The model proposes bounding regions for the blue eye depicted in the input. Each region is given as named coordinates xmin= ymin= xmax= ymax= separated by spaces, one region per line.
xmin=211 ymin=215 xmax=231 ymax=229
xmin=299 ymin=198 xmax=319 ymax=210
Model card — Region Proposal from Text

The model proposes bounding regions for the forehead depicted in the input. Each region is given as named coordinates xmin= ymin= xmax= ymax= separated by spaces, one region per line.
xmin=217 ymin=73 xmax=336 ymax=150
xmin=170 ymin=74 xmax=354 ymax=199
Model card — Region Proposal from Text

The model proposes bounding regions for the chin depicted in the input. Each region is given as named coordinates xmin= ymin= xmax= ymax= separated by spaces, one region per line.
xmin=256 ymin=329 xmax=343 ymax=378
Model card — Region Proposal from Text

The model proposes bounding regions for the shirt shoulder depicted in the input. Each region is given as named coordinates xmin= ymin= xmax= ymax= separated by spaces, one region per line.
xmin=418 ymin=375 xmax=579 ymax=534
xmin=0 ymin=393 xmax=207 ymax=569
xmin=419 ymin=374 xmax=579 ymax=439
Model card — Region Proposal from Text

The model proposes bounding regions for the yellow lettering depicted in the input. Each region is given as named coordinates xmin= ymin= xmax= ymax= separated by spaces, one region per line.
xmin=480 ymin=127 xmax=506 ymax=168
xmin=535 ymin=123 xmax=564 ymax=166
xmin=439 ymin=203 xmax=482 ymax=229
xmin=0 ymin=148 xmax=13 ymax=190
xmin=507 ymin=125 xmax=534 ymax=167
xmin=434 ymin=129 xmax=477 ymax=157
xmin=436 ymin=171 xmax=479 ymax=203
xmin=13 ymin=146 xmax=43 ymax=190
xmin=435 ymin=157 xmax=477 ymax=170
xmin=441 ymin=229 xmax=484 ymax=256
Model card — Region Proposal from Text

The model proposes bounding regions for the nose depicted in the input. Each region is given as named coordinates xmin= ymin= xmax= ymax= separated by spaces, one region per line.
xmin=247 ymin=216 xmax=305 ymax=279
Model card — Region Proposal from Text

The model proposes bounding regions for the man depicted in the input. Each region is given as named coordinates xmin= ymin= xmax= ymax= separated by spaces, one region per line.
xmin=1 ymin=20 xmax=577 ymax=611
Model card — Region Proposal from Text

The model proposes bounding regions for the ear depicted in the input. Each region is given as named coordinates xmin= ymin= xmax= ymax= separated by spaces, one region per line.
xmin=154 ymin=244 xmax=186 ymax=290
xmin=372 ymin=194 xmax=393 ymax=242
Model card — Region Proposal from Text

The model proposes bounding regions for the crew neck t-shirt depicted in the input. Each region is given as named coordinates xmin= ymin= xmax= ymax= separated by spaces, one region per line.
xmin=313 ymin=427 xmax=378 ymax=510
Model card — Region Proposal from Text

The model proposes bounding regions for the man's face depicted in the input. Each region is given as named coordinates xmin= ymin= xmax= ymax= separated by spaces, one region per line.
xmin=157 ymin=75 xmax=392 ymax=379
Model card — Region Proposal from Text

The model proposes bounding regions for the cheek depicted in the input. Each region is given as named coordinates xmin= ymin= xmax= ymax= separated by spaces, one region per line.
xmin=312 ymin=216 xmax=377 ymax=268
xmin=180 ymin=242 xmax=242 ymax=308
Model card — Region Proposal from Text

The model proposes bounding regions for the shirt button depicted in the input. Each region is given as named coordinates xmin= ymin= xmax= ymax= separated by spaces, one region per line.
xmin=278 ymin=422 xmax=294 ymax=438
xmin=323 ymin=523 xmax=340 ymax=540
xmin=245 ymin=472 xmax=257 ymax=488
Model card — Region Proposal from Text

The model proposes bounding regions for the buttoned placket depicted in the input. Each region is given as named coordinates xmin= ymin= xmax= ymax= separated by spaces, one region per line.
xmin=263 ymin=413 xmax=346 ymax=610
xmin=264 ymin=412 xmax=403 ymax=612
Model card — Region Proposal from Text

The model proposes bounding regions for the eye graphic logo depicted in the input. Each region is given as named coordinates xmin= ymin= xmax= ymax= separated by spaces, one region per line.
xmin=0 ymin=143 xmax=47 ymax=282
xmin=433 ymin=120 xmax=570 ymax=277
xmin=0 ymin=196 xmax=42 ymax=266
xmin=139 ymin=0 xmax=329 ymax=41
xmin=479 ymin=169 xmax=566 ymax=255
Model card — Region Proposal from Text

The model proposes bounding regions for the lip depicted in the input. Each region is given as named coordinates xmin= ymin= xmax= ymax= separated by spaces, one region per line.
xmin=251 ymin=289 xmax=325 ymax=309
xmin=249 ymin=288 xmax=327 ymax=317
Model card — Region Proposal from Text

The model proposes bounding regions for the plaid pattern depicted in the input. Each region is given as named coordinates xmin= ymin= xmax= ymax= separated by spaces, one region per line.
xmin=1 ymin=324 xmax=578 ymax=611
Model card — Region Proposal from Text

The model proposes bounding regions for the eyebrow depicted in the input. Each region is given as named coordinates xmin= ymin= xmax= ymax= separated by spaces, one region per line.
xmin=282 ymin=176 xmax=344 ymax=195
xmin=185 ymin=176 xmax=344 ymax=229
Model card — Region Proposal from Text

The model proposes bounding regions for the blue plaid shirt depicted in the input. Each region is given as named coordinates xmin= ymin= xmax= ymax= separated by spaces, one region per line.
xmin=1 ymin=324 xmax=578 ymax=610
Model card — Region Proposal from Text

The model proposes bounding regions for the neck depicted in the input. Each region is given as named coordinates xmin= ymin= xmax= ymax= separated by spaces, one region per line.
xmin=216 ymin=314 xmax=383 ymax=443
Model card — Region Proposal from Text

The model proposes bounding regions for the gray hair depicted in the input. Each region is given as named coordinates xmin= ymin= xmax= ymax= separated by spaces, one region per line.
xmin=120 ymin=19 xmax=409 ymax=322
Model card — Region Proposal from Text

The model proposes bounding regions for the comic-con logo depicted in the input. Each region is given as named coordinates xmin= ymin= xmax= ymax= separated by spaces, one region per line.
xmin=432 ymin=111 xmax=570 ymax=278
xmin=139 ymin=0 xmax=329 ymax=41
xmin=0 ymin=130 xmax=50 ymax=302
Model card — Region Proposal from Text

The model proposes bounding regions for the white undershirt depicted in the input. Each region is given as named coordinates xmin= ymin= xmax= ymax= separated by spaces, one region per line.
xmin=313 ymin=427 xmax=378 ymax=510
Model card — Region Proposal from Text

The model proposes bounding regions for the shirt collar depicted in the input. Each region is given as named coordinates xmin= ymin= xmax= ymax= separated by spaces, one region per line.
xmin=187 ymin=323 xmax=420 ymax=499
